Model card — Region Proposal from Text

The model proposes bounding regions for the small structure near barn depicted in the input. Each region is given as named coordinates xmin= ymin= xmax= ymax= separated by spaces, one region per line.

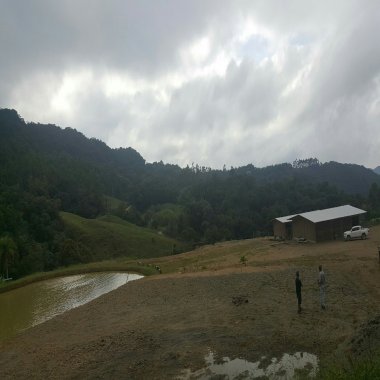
xmin=273 ymin=205 xmax=367 ymax=242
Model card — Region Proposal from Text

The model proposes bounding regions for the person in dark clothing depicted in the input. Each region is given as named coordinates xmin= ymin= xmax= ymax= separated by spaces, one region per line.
xmin=295 ymin=271 xmax=302 ymax=313
xmin=318 ymin=265 xmax=326 ymax=310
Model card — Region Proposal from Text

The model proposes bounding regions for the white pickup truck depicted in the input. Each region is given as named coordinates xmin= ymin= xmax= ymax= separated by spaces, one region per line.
xmin=344 ymin=225 xmax=369 ymax=241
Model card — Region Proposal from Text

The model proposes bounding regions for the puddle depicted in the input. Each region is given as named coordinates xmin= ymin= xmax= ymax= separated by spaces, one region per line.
xmin=179 ymin=350 xmax=318 ymax=379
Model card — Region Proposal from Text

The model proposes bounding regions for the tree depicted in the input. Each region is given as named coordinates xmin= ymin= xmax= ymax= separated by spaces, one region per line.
xmin=0 ymin=236 xmax=17 ymax=279
xmin=368 ymin=183 xmax=380 ymax=218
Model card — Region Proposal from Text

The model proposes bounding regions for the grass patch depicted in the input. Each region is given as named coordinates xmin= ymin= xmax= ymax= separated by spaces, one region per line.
xmin=317 ymin=353 xmax=380 ymax=379
xmin=142 ymin=237 xmax=276 ymax=274
xmin=61 ymin=212 xmax=189 ymax=260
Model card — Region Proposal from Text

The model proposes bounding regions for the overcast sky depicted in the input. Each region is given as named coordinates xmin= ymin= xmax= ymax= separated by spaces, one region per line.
xmin=1 ymin=1 xmax=379 ymax=169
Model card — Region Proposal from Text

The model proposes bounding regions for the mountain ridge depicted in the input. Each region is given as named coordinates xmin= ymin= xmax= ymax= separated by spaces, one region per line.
xmin=1 ymin=108 xmax=379 ymax=195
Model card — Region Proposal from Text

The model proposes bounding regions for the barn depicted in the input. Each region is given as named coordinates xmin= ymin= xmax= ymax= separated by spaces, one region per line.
xmin=273 ymin=205 xmax=367 ymax=242
xmin=273 ymin=214 xmax=296 ymax=240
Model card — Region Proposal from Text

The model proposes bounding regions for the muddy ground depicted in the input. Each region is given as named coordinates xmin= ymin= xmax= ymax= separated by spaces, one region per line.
xmin=1 ymin=228 xmax=380 ymax=379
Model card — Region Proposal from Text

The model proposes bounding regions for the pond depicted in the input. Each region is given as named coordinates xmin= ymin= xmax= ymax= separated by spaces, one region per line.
xmin=0 ymin=272 xmax=142 ymax=341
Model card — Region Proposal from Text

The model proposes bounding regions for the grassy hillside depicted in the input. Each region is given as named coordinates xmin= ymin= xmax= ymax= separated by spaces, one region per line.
xmin=61 ymin=212 xmax=188 ymax=260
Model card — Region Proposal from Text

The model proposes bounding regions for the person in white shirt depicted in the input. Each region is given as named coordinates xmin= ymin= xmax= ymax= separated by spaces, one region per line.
xmin=318 ymin=265 xmax=326 ymax=310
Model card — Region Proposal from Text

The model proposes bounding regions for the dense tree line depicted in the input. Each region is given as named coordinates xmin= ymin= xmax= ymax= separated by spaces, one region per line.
xmin=0 ymin=108 xmax=379 ymax=278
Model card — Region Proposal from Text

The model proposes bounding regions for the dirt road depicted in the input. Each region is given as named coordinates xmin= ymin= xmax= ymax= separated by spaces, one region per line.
xmin=1 ymin=229 xmax=380 ymax=379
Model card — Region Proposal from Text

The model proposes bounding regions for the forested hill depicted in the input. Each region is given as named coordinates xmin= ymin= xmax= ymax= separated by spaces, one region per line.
xmin=374 ymin=166 xmax=380 ymax=175
xmin=226 ymin=159 xmax=380 ymax=196
xmin=1 ymin=108 xmax=380 ymax=279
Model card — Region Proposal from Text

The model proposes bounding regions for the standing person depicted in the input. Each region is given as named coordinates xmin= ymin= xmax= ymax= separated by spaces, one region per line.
xmin=318 ymin=265 xmax=326 ymax=310
xmin=295 ymin=271 xmax=302 ymax=313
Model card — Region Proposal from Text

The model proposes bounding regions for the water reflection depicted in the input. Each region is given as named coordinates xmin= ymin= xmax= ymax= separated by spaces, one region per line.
xmin=180 ymin=350 xmax=318 ymax=379
xmin=0 ymin=272 xmax=142 ymax=341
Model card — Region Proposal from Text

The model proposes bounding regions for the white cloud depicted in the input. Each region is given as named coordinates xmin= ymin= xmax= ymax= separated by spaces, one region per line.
xmin=1 ymin=0 xmax=379 ymax=168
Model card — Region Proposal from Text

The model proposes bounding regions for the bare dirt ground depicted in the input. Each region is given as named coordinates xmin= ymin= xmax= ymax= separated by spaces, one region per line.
xmin=1 ymin=226 xmax=380 ymax=379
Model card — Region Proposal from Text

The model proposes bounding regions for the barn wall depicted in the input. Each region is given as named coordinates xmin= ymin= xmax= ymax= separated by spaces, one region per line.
xmin=285 ymin=222 xmax=293 ymax=240
xmin=316 ymin=216 xmax=358 ymax=242
xmin=273 ymin=220 xmax=286 ymax=239
xmin=292 ymin=217 xmax=316 ymax=241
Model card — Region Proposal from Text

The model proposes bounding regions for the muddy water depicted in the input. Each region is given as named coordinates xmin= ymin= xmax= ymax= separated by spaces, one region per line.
xmin=180 ymin=350 xmax=319 ymax=379
xmin=0 ymin=272 xmax=142 ymax=341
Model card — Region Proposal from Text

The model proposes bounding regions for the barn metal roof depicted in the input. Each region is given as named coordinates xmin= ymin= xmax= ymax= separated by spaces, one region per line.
xmin=275 ymin=214 xmax=296 ymax=223
xmin=275 ymin=205 xmax=366 ymax=224
xmin=292 ymin=205 xmax=366 ymax=223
